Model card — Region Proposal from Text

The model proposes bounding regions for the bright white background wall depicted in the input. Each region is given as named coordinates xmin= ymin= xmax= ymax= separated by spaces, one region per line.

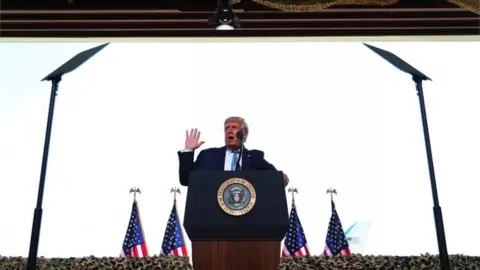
xmin=0 ymin=41 xmax=479 ymax=258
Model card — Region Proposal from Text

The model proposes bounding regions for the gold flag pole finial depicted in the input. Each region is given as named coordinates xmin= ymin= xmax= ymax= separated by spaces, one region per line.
xmin=288 ymin=187 xmax=298 ymax=207
xmin=129 ymin=187 xmax=141 ymax=201
xmin=326 ymin=187 xmax=337 ymax=201
xmin=170 ymin=187 xmax=181 ymax=204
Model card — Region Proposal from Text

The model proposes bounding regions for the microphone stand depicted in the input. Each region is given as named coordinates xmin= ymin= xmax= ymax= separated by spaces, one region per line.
xmin=235 ymin=131 xmax=245 ymax=171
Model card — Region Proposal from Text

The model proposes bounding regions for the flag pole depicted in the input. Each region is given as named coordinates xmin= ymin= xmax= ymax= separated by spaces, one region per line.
xmin=287 ymin=187 xmax=298 ymax=208
xmin=129 ymin=187 xmax=141 ymax=202
xmin=326 ymin=187 xmax=337 ymax=201
xmin=170 ymin=187 xmax=182 ymax=235
xmin=170 ymin=187 xmax=181 ymax=205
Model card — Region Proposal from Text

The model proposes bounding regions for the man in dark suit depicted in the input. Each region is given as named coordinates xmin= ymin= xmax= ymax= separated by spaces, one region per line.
xmin=177 ymin=116 xmax=289 ymax=187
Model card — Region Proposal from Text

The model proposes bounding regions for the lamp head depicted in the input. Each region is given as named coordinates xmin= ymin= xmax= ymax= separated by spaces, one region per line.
xmin=208 ymin=0 xmax=241 ymax=29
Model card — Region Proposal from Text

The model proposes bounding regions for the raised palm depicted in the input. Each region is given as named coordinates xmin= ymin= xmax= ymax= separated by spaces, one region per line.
xmin=185 ymin=128 xmax=205 ymax=150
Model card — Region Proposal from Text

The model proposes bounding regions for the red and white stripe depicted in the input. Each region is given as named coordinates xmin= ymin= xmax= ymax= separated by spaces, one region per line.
xmin=281 ymin=243 xmax=310 ymax=257
xmin=164 ymin=245 xmax=189 ymax=256
xmin=323 ymin=246 xmax=351 ymax=256
xmin=120 ymin=243 xmax=149 ymax=257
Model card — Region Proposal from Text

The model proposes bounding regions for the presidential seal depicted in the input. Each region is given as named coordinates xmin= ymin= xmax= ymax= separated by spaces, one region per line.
xmin=217 ymin=178 xmax=256 ymax=216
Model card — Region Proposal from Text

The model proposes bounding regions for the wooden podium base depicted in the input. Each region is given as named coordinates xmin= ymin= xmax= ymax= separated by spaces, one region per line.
xmin=192 ymin=240 xmax=280 ymax=270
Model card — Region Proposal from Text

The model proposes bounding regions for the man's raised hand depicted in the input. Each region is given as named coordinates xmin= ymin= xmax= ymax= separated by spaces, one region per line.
xmin=185 ymin=128 xmax=205 ymax=150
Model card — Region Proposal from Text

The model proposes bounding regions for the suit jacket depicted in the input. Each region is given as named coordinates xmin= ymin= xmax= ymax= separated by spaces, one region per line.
xmin=177 ymin=146 xmax=277 ymax=186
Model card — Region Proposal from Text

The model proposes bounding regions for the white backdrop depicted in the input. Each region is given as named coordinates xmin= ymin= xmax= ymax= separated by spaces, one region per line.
xmin=0 ymin=41 xmax=479 ymax=258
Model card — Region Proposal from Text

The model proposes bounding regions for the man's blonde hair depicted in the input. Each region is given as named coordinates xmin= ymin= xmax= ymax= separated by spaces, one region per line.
xmin=224 ymin=116 xmax=249 ymax=141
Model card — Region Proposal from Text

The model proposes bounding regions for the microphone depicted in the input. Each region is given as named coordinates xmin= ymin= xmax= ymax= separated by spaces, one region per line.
xmin=235 ymin=128 xmax=245 ymax=171
xmin=236 ymin=129 xmax=244 ymax=140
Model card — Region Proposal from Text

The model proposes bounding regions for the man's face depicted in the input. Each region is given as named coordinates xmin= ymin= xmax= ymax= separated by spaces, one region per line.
xmin=224 ymin=119 xmax=246 ymax=149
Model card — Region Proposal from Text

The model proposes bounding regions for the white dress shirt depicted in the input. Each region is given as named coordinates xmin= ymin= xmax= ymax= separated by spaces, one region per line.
xmin=224 ymin=148 xmax=242 ymax=171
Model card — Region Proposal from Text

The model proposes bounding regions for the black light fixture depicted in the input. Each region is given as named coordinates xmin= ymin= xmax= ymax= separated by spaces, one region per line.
xmin=363 ymin=43 xmax=450 ymax=270
xmin=26 ymin=42 xmax=109 ymax=270
xmin=208 ymin=0 xmax=241 ymax=30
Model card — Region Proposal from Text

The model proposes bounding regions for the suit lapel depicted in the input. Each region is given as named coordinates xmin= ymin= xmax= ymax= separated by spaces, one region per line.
xmin=218 ymin=146 xmax=227 ymax=170
xmin=218 ymin=146 xmax=251 ymax=170
xmin=241 ymin=147 xmax=251 ymax=170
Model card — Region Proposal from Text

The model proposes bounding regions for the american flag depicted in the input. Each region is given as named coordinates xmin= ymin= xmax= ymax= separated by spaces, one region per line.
xmin=120 ymin=200 xmax=149 ymax=257
xmin=160 ymin=201 xmax=188 ymax=256
xmin=281 ymin=201 xmax=310 ymax=257
xmin=323 ymin=200 xmax=351 ymax=256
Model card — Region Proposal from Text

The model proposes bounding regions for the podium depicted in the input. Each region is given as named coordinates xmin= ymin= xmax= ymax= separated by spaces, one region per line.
xmin=183 ymin=170 xmax=289 ymax=270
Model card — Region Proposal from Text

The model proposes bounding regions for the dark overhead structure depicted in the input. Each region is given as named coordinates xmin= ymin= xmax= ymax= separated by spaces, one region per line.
xmin=0 ymin=1 xmax=478 ymax=39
